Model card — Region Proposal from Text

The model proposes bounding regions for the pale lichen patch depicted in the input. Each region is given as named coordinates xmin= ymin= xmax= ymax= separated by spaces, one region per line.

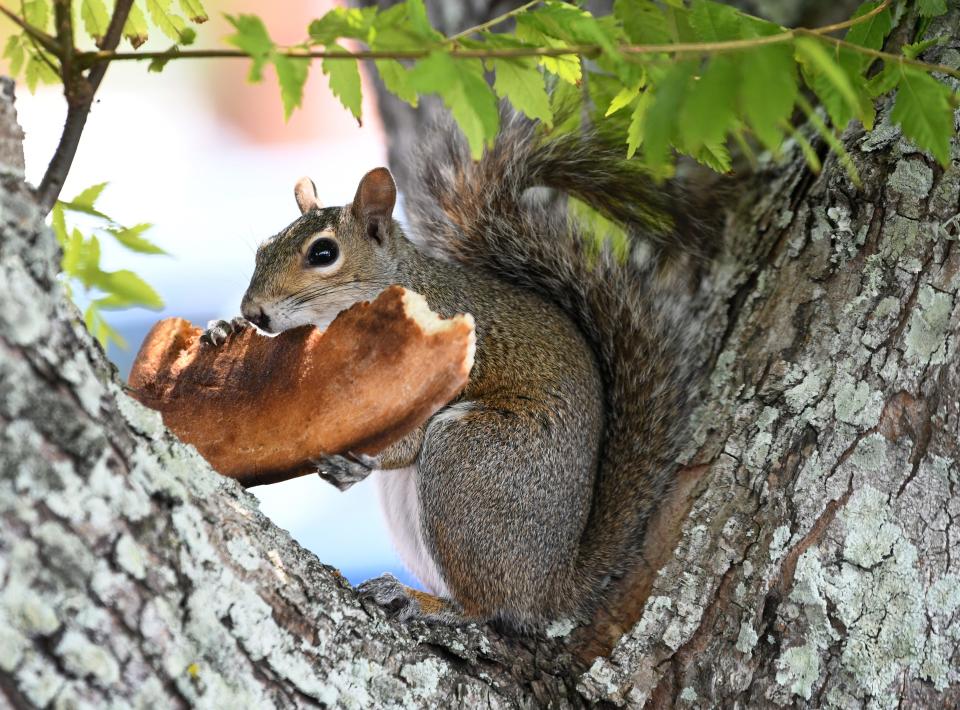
xmin=114 ymin=533 xmax=146 ymax=581
xmin=903 ymin=285 xmax=953 ymax=365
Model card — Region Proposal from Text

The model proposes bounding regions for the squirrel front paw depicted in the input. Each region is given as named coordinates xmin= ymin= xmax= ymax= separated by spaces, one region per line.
xmin=358 ymin=574 xmax=464 ymax=625
xmin=314 ymin=453 xmax=379 ymax=491
xmin=200 ymin=317 xmax=249 ymax=346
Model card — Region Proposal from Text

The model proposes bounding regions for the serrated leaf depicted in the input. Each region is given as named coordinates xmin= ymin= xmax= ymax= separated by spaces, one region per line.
xmin=178 ymin=0 xmax=207 ymax=23
xmin=626 ymin=90 xmax=653 ymax=159
xmin=410 ymin=53 xmax=498 ymax=160
xmin=320 ymin=43 xmax=360 ymax=123
xmin=865 ymin=61 xmax=899 ymax=97
xmin=679 ymin=55 xmax=737 ymax=152
xmin=146 ymin=0 xmax=188 ymax=42
xmin=515 ymin=20 xmax=581 ymax=85
xmin=845 ymin=1 xmax=892 ymax=53
xmin=375 ymin=59 xmax=417 ymax=107
xmin=24 ymin=52 xmax=59 ymax=92
xmin=225 ymin=13 xmax=273 ymax=82
xmin=614 ymin=0 xmax=671 ymax=44
xmin=691 ymin=140 xmax=732 ymax=173
xmin=23 ymin=0 xmax=49 ymax=32
xmin=108 ymin=224 xmax=166 ymax=255
xmin=902 ymin=37 xmax=942 ymax=60
xmin=643 ymin=61 xmax=694 ymax=170
xmin=796 ymin=37 xmax=859 ymax=130
xmin=689 ymin=0 xmax=742 ymax=41
xmin=606 ymin=83 xmax=641 ymax=117
xmin=69 ymin=182 xmax=108 ymax=210
xmin=917 ymin=0 xmax=947 ymax=17
xmin=310 ymin=7 xmax=374 ymax=44
xmin=272 ymin=54 xmax=309 ymax=121
xmin=124 ymin=3 xmax=149 ymax=48
xmin=81 ymin=0 xmax=110 ymax=45
xmin=4 ymin=35 xmax=25 ymax=77
xmin=890 ymin=66 xmax=953 ymax=166
xmin=99 ymin=270 xmax=164 ymax=309
xmin=493 ymin=58 xmax=552 ymax=126
xmin=739 ymin=43 xmax=796 ymax=152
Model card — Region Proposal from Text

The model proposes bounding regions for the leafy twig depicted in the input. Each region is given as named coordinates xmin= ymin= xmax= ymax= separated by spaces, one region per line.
xmin=35 ymin=0 xmax=134 ymax=214
xmin=447 ymin=0 xmax=542 ymax=43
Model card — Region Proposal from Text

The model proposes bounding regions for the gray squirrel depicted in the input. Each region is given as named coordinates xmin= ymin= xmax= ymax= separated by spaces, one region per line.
xmin=204 ymin=112 xmax=714 ymax=631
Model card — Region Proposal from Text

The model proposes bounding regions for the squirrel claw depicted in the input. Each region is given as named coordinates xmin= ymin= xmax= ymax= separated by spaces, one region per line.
xmin=357 ymin=574 xmax=417 ymax=620
xmin=200 ymin=317 xmax=249 ymax=347
xmin=315 ymin=453 xmax=378 ymax=491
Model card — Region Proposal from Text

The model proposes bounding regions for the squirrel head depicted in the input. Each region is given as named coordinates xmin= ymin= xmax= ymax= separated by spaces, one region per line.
xmin=241 ymin=168 xmax=399 ymax=332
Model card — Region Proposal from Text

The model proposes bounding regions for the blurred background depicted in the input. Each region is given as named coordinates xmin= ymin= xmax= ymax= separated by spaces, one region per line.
xmin=3 ymin=0 xmax=416 ymax=588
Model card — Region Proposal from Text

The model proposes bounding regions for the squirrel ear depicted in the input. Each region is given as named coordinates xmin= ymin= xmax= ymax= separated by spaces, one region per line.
xmin=294 ymin=177 xmax=322 ymax=214
xmin=352 ymin=168 xmax=396 ymax=241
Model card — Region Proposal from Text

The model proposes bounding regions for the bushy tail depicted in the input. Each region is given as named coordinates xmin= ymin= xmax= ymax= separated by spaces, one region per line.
xmin=403 ymin=112 xmax=713 ymax=617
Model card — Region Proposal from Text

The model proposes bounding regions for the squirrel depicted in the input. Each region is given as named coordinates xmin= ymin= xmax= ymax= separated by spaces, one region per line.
xmin=203 ymin=111 xmax=714 ymax=631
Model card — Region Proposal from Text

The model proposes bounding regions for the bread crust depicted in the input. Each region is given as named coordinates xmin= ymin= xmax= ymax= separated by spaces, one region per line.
xmin=128 ymin=285 xmax=475 ymax=486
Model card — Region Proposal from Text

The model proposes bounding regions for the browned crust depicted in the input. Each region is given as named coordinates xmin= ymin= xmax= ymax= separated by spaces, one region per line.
xmin=127 ymin=286 xmax=474 ymax=486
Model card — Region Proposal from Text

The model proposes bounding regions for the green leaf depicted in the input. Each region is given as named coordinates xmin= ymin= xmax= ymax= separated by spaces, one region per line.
xmin=84 ymin=303 xmax=127 ymax=349
xmin=61 ymin=228 xmax=82 ymax=277
xmin=626 ymin=90 xmax=653 ymax=159
xmin=901 ymin=37 xmax=942 ymax=60
xmin=514 ymin=19 xmax=581 ymax=85
xmin=679 ymin=55 xmax=737 ymax=152
xmin=739 ymin=43 xmax=797 ymax=152
xmin=606 ymin=83 xmax=641 ymax=117
xmin=3 ymin=35 xmax=25 ymax=77
xmin=321 ymin=43 xmax=361 ymax=123
xmin=24 ymin=52 xmax=59 ymax=92
xmin=614 ymin=0 xmax=671 ymax=44
xmin=410 ymin=53 xmax=498 ymax=159
xmin=108 ymin=223 xmax=166 ymax=255
xmin=178 ymin=0 xmax=207 ymax=23
xmin=146 ymin=0 xmax=188 ymax=42
xmin=274 ymin=54 xmax=310 ymax=121
xmin=375 ymin=59 xmax=418 ymax=107
xmin=890 ymin=66 xmax=953 ymax=166
xmin=309 ymin=6 xmax=374 ymax=44
xmin=80 ymin=0 xmax=110 ymax=45
xmin=643 ymin=61 xmax=695 ymax=170
xmin=795 ymin=37 xmax=859 ymax=130
xmin=124 ymin=3 xmax=150 ymax=48
xmin=689 ymin=0 xmax=742 ymax=41
xmin=845 ymin=1 xmax=892 ymax=53
xmin=917 ymin=0 xmax=947 ymax=18
xmin=225 ymin=13 xmax=274 ymax=82
xmin=492 ymin=58 xmax=552 ymax=126
xmin=50 ymin=202 xmax=67 ymax=246
xmin=405 ymin=0 xmax=436 ymax=39
xmin=23 ymin=0 xmax=49 ymax=32
xmin=569 ymin=195 xmax=629 ymax=260
xmin=98 ymin=270 xmax=164 ymax=309
xmin=690 ymin=140 xmax=732 ymax=173
xmin=865 ymin=61 xmax=899 ymax=98
xmin=68 ymin=182 xmax=108 ymax=210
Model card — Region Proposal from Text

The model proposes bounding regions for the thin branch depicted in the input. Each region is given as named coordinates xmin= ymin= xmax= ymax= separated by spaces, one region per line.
xmin=75 ymin=33 xmax=960 ymax=80
xmin=810 ymin=0 xmax=890 ymax=35
xmin=447 ymin=0 xmax=542 ymax=43
xmin=0 ymin=4 xmax=60 ymax=54
xmin=35 ymin=0 xmax=134 ymax=214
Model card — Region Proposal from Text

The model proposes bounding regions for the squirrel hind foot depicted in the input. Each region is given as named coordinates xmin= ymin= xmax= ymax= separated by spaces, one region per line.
xmin=357 ymin=573 xmax=466 ymax=625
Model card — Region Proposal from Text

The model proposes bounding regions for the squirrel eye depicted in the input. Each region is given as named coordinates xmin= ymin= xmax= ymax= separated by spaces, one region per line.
xmin=306 ymin=237 xmax=340 ymax=267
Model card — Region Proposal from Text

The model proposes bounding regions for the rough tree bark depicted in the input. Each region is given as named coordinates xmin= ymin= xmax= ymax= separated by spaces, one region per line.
xmin=1 ymin=6 xmax=959 ymax=710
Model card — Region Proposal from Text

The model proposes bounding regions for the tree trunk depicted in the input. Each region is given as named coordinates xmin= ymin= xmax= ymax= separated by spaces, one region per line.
xmin=2 ymin=5 xmax=960 ymax=708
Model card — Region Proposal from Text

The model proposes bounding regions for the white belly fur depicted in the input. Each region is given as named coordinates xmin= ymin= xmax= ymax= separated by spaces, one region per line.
xmin=373 ymin=466 xmax=449 ymax=597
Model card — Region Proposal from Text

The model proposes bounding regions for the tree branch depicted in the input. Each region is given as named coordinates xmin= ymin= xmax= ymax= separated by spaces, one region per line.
xmin=34 ymin=0 xmax=133 ymax=215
